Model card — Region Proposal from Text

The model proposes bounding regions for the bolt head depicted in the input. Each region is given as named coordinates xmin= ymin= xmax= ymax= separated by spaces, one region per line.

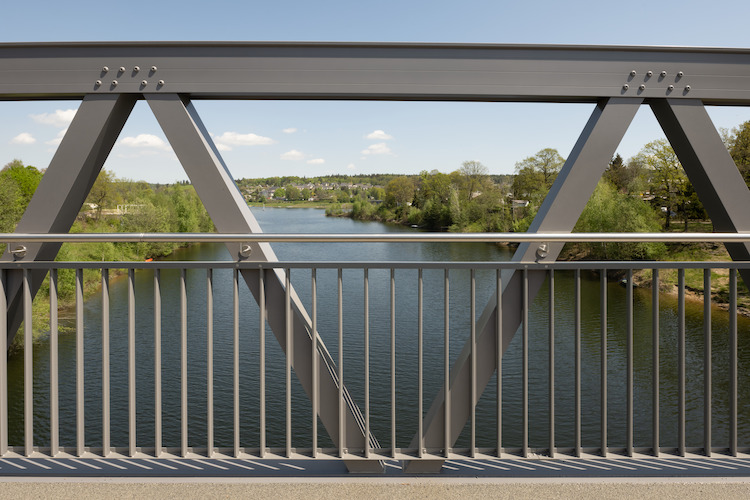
xmin=639 ymin=84 xmax=646 ymax=91
xmin=119 ymin=66 xmax=126 ymax=72
xmin=660 ymin=71 xmax=667 ymax=77
xmin=133 ymin=66 xmax=140 ymax=72
xmin=112 ymin=80 xmax=118 ymax=86
xmin=102 ymin=66 xmax=109 ymax=72
xmin=646 ymin=70 xmax=653 ymax=77
xmin=685 ymin=85 xmax=691 ymax=92
xmin=622 ymin=84 xmax=629 ymax=90
xmin=677 ymin=71 xmax=684 ymax=78
xmin=668 ymin=85 xmax=675 ymax=91
xmin=630 ymin=70 xmax=637 ymax=77
xmin=95 ymin=80 xmax=102 ymax=86
xmin=141 ymin=80 xmax=148 ymax=86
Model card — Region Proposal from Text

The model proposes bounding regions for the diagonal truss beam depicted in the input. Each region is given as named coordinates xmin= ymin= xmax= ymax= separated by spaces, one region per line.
xmin=408 ymin=98 xmax=643 ymax=471
xmin=2 ymin=94 xmax=137 ymax=347
xmin=145 ymin=94 xmax=374 ymax=456
xmin=650 ymin=99 xmax=750 ymax=285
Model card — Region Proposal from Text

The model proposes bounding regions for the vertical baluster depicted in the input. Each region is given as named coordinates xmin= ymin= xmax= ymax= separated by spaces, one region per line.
xmin=364 ymin=268 xmax=370 ymax=459
xmin=23 ymin=269 xmax=33 ymax=457
xmin=496 ymin=269 xmax=502 ymax=458
xmin=730 ymin=268 xmax=737 ymax=457
xmin=76 ymin=268 xmax=84 ymax=457
xmin=391 ymin=268 xmax=396 ymax=458
xmin=574 ymin=269 xmax=582 ymax=457
xmin=445 ymin=268 xmax=451 ymax=459
xmin=627 ymin=269 xmax=633 ymax=457
xmin=522 ymin=268 xmax=528 ymax=458
xmin=470 ymin=268 xmax=476 ymax=458
xmin=703 ymin=268 xmax=712 ymax=457
xmin=128 ymin=269 xmax=136 ymax=457
xmin=338 ymin=268 xmax=344 ymax=458
xmin=0 ymin=270 xmax=6 ymax=456
xmin=678 ymin=269 xmax=685 ymax=457
xmin=180 ymin=269 xmax=187 ymax=457
xmin=600 ymin=269 xmax=607 ymax=457
xmin=233 ymin=268 xmax=239 ymax=457
xmin=258 ymin=268 xmax=266 ymax=458
xmin=363 ymin=268 xmax=370 ymax=458
xmin=285 ymin=268 xmax=292 ymax=458
xmin=50 ymin=269 xmax=59 ymax=457
xmin=207 ymin=269 xmax=214 ymax=457
xmin=101 ymin=269 xmax=109 ymax=457
xmin=311 ymin=268 xmax=318 ymax=458
xmin=652 ymin=269 xmax=659 ymax=457
xmin=418 ymin=268 xmax=424 ymax=458
xmin=549 ymin=270 xmax=555 ymax=458
xmin=154 ymin=269 xmax=162 ymax=457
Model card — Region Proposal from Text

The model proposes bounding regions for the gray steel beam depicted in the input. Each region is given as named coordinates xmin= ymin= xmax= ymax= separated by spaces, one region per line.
xmin=650 ymin=99 xmax=750 ymax=285
xmin=406 ymin=98 xmax=642 ymax=472
xmin=2 ymin=43 xmax=750 ymax=103
xmin=2 ymin=94 xmax=136 ymax=347
xmin=145 ymin=94 xmax=376 ymax=464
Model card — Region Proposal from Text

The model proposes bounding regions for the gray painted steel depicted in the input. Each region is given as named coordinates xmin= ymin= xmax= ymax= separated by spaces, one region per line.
xmin=0 ymin=94 xmax=136 ymax=348
xmin=145 ymin=95 xmax=375 ymax=459
xmin=408 ymin=97 xmax=641 ymax=471
xmin=2 ymin=42 xmax=750 ymax=103
xmin=2 ymin=41 xmax=750 ymax=473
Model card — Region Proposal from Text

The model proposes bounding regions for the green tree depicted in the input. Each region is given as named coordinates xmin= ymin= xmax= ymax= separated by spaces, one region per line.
xmin=574 ymin=180 xmax=665 ymax=260
xmin=385 ymin=176 xmax=415 ymax=208
xmin=727 ymin=120 xmax=750 ymax=183
xmin=1 ymin=159 xmax=43 ymax=206
xmin=85 ymin=169 xmax=115 ymax=220
xmin=514 ymin=148 xmax=565 ymax=192
xmin=637 ymin=139 xmax=690 ymax=230
xmin=285 ymin=184 xmax=302 ymax=201
xmin=603 ymin=154 xmax=627 ymax=191
xmin=459 ymin=160 xmax=489 ymax=202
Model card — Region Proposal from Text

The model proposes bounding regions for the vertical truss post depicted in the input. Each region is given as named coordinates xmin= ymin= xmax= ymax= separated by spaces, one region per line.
xmin=2 ymin=94 xmax=137 ymax=347
xmin=406 ymin=97 xmax=642 ymax=472
xmin=146 ymin=94 xmax=379 ymax=470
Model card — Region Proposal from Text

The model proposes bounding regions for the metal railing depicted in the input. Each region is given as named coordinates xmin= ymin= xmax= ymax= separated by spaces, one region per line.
xmin=0 ymin=232 xmax=748 ymax=463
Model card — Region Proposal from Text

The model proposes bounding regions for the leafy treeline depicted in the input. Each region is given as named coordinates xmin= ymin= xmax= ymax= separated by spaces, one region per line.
xmin=337 ymin=120 xmax=750 ymax=261
xmin=0 ymin=160 xmax=213 ymax=348
xmin=237 ymin=173 xmax=403 ymax=189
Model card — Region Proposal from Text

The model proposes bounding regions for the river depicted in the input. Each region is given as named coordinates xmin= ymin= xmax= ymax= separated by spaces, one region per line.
xmin=6 ymin=208 xmax=750 ymax=452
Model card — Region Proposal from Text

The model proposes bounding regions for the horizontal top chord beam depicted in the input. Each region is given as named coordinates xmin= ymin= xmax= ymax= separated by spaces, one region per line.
xmin=2 ymin=42 xmax=750 ymax=103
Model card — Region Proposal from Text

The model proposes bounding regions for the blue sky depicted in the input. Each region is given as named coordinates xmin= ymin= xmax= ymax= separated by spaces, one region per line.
xmin=2 ymin=0 xmax=750 ymax=183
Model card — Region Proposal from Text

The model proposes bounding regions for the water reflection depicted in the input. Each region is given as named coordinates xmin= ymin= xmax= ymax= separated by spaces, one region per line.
xmin=7 ymin=208 xmax=750 ymax=452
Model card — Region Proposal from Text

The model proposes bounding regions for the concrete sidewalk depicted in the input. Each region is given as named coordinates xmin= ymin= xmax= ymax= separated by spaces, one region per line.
xmin=2 ymin=476 xmax=750 ymax=499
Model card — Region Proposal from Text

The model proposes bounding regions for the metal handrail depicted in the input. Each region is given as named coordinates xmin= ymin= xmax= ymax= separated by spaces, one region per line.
xmin=2 ymin=231 xmax=750 ymax=243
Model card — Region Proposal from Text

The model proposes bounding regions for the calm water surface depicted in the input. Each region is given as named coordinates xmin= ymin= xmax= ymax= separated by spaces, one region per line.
xmin=7 ymin=208 xmax=750 ymax=452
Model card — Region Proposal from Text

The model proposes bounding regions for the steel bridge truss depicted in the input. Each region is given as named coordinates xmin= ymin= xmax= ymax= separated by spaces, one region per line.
xmin=2 ymin=42 xmax=750 ymax=472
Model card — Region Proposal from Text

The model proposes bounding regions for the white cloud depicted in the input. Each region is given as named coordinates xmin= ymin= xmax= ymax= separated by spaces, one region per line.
xmin=307 ymin=158 xmax=325 ymax=164
xmin=282 ymin=128 xmax=297 ymax=134
xmin=120 ymin=134 xmax=171 ymax=151
xmin=11 ymin=132 xmax=36 ymax=144
xmin=347 ymin=163 xmax=356 ymax=170
xmin=45 ymin=128 xmax=68 ymax=146
xmin=214 ymin=131 xmax=275 ymax=146
xmin=361 ymin=142 xmax=391 ymax=155
xmin=30 ymin=109 xmax=77 ymax=128
xmin=365 ymin=129 xmax=393 ymax=140
xmin=215 ymin=143 xmax=232 ymax=152
xmin=281 ymin=149 xmax=305 ymax=161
